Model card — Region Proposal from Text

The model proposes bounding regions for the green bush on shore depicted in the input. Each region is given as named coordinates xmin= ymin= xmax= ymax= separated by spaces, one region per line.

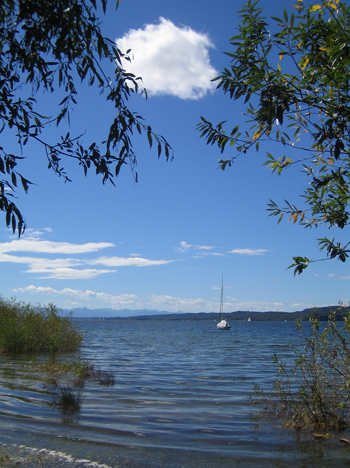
xmin=0 ymin=297 xmax=82 ymax=357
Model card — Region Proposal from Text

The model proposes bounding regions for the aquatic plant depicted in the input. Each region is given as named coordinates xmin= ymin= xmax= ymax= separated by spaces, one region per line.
xmin=0 ymin=298 xmax=82 ymax=355
xmin=42 ymin=358 xmax=115 ymax=389
xmin=52 ymin=385 xmax=84 ymax=414
xmin=93 ymin=369 xmax=116 ymax=387
xmin=47 ymin=359 xmax=115 ymax=415
xmin=70 ymin=363 xmax=116 ymax=388
xmin=254 ymin=307 xmax=350 ymax=431
xmin=41 ymin=358 xmax=92 ymax=377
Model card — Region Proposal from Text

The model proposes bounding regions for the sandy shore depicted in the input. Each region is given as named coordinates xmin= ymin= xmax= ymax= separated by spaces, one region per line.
xmin=0 ymin=442 xmax=116 ymax=468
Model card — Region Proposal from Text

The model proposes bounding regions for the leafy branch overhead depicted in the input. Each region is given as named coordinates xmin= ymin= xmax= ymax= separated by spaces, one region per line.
xmin=197 ymin=0 xmax=350 ymax=273
xmin=0 ymin=0 xmax=172 ymax=236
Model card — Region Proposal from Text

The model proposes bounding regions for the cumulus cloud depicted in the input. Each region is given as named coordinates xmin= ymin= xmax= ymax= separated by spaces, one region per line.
xmin=0 ymin=238 xmax=171 ymax=279
xmin=228 ymin=248 xmax=269 ymax=256
xmin=116 ymin=17 xmax=217 ymax=99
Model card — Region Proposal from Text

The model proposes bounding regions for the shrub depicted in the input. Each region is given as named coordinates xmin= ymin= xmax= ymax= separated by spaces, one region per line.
xmin=254 ymin=309 xmax=350 ymax=431
xmin=0 ymin=298 xmax=82 ymax=355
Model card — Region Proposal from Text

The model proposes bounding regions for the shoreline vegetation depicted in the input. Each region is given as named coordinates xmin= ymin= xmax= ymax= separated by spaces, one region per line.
xmin=0 ymin=297 xmax=115 ymax=416
xmin=0 ymin=298 xmax=82 ymax=357
xmin=255 ymin=311 xmax=350 ymax=431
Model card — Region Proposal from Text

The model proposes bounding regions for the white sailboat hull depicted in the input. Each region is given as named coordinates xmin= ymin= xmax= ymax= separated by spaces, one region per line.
xmin=217 ymin=319 xmax=230 ymax=330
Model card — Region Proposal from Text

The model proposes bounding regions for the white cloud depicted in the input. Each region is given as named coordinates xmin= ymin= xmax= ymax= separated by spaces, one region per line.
xmin=116 ymin=17 xmax=217 ymax=100
xmin=177 ymin=241 xmax=214 ymax=253
xmin=13 ymin=285 xmax=289 ymax=313
xmin=87 ymin=256 xmax=171 ymax=267
xmin=0 ymin=253 xmax=114 ymax=279
xmin=0 ymin=239 xmax=114 ymax=254
xmin=15 ymin=286 xmax=138 ymax=307
xmin=228 ymin=248 xmax=269 ymax=256
xmin=28 ymin=267 xmax=114 ymax=280
xmin=176 ymin=240 xmax=225 ymax=259
xmin=0 ymin=238 xmax=171 ymax=279
xmin=0 ymin=254 xmax=80 ymax=268
xmin=149 ymin=294 xmax=210 ymax=311
xmin=14 ymin=286 xmax=216 ymax=312
xmin=24 ymin=228 xmax=53 ymax=239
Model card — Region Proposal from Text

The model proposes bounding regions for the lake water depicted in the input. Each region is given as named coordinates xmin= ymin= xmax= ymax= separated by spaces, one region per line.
xmin=0 ymin=319 xmax=350 ymax=467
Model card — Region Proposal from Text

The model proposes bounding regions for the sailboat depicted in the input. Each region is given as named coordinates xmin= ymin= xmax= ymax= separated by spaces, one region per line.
xmin=217 ymin=275 xmax=230 ymax=330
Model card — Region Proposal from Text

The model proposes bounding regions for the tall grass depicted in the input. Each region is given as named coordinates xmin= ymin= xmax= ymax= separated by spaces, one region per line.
xmin=0 ymin=297 xmax=82 ymax=358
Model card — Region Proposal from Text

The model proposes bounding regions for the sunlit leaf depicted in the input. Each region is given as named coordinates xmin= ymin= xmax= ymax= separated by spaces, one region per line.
xmin=253 ymin=130 xmax=261 ymax=140
xmin=301 ymin=57 xmax=309 ymax=70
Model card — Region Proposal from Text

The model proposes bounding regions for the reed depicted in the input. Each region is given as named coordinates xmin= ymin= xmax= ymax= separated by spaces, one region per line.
xmin=52 ymin=385 xmax=84 ymax=414
xmin=0 ymin=297 xmax=82 ymax=357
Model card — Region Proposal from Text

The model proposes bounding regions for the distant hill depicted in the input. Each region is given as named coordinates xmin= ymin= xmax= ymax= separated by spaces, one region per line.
xmin=68 ymin=305 xmax=350 ymax=321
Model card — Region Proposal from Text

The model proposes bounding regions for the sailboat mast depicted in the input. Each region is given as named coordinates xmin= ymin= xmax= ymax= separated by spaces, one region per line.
xmin=220 ymin=274 xmax=224 ymax=320
xmin=217 ymin=274 xmax=230 ymax=330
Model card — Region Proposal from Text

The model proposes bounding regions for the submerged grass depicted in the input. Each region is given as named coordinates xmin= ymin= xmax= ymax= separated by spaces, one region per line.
xmin=40 ymin=358 xmax=115 ymax=387
xmin=41 ymin=358 xmax=93 ymax=377
xmin=47 ymin=360 xmax=116 ymax=414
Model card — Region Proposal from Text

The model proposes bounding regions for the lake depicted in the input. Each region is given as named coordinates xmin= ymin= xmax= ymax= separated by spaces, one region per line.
xmin=0 ymin=319 xmax=349 ymax=467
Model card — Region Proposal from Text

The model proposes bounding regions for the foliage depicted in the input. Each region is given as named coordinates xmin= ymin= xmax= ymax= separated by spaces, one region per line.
xmin=197 ymin=0 xmax=350 ymax=273
xmin=0 ymin=0 xmax=172 ymax=236
xmin=255 ymin=309 xmax=350 ymax=430
xmin=0 ymin=297 xmax=82 ymax=355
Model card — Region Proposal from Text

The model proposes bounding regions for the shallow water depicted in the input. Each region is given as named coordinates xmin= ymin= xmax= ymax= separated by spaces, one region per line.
xmin=0 ymin=319 xmax=349 ymax=467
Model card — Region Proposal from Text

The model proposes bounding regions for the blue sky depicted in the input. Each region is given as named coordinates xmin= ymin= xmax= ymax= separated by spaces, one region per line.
xmin=1 ymin=0 xmax=349 ymax=314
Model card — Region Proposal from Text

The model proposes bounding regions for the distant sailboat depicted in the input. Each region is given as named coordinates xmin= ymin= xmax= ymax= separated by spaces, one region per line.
xmin=217 ymin=275 xmax=230 ymax=330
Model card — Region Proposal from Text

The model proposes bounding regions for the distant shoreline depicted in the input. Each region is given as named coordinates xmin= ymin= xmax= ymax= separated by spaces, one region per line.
xmin=71 ymin=305 xmax=350 ymax=322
